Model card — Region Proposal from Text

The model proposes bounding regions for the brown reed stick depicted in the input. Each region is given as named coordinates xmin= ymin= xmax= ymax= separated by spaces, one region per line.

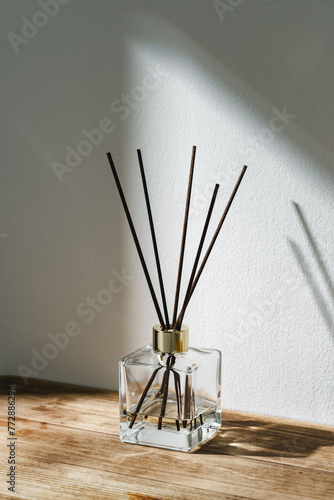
xmin=172 ymin=146 xmax=196 ymax=327
xmin=176 ymin=165 xmax=248 ymax=324
xmin=137 ymin=149 xmax=170 ymax=329
xmin=158 ymin=367 xmax=170 ymax=430
xmin=129 ymin=365 xmax=163 ymax=428
xmin=175 ymin=183 xmax=220 ymax=330
xmin=106 ymin=152 xmax=166 ymax=330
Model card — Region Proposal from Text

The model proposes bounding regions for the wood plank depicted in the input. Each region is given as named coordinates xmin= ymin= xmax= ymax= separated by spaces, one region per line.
xmin=0 ymin=376 xmax=118 ymax=434
xmin=0 ymin=376 xmax=334 ymax=500
xmin=0 ymin=417 xmax=333 ymax=500
xmin=1 ymin=457 xmax=253 ymax=500
xmin=1 ymin=377 xmax=334 ymax=472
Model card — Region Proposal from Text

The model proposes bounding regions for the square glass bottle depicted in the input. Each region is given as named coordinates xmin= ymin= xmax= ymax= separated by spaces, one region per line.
xmin=119 ymin=325 xmax=221 ymax=452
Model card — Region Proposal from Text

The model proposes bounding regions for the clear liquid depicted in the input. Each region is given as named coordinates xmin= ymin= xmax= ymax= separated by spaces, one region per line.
xmin=120 ymin=402 xmax=221 ymax=452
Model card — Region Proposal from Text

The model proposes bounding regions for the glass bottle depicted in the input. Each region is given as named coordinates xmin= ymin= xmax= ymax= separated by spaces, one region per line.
xmin=119 ymin=325 xmax=221 ymax=452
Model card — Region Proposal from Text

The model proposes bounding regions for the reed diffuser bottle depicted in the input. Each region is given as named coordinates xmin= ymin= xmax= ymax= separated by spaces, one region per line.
xmin=106 ymin=146 xmax=247 ymax=452
xmin=119 ymin=325 xmax=221 ymax=452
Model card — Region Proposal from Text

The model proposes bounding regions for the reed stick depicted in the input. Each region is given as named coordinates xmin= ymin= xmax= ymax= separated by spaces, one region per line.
xmin=172 ymin=146 xmax=196 ymax=327
xmin=137 ymin=149 xmax=170 ymax=329
xmin=158 ymin=368 xmax=170 ymax=430
xmin=106 ymin=152 xmax=166 ymax=329
xmin=175 ymin=183 xmax=219 ymax=330
xmin=176 ymin=165 xmax=248 ymax=323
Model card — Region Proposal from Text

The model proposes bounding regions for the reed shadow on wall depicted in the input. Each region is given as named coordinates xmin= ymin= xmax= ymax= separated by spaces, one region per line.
xmin=287 ymin=202 xmax=334 ymax=338
xmin=197 ymin=201 xmax=334 ymax=456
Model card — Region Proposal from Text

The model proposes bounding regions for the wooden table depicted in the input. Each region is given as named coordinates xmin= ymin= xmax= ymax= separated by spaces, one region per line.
xmin=0 ymin=376 xmax=333 ymax=499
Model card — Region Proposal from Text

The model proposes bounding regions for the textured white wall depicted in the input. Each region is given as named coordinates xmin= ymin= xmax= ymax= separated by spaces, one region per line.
xmin=1 ymin=0 xmax=333 ymax=425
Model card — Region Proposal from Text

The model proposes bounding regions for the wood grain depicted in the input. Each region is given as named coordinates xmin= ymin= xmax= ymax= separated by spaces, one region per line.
xmin=0 ymin=376 xmax=333 ymax=499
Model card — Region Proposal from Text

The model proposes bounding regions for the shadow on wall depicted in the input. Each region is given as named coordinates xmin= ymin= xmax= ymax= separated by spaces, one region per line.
xmin=288 ymin=202 xmax=334 ymax=338
xmin=131 ymin=0 xmax=334 ymax=158
xmin=1 ymin=0 xmax=133 ymax=384
xmin=3 ymin=0 xmax=334 ymax=390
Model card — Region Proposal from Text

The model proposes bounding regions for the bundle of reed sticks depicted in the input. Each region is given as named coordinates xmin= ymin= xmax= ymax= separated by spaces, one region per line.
xmin=106 ymin=146 xmax=247 ymax=331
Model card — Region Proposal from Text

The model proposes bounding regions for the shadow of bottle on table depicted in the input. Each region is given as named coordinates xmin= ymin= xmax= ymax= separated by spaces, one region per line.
xmin=196 ymin=417 xmax=334 ymax=458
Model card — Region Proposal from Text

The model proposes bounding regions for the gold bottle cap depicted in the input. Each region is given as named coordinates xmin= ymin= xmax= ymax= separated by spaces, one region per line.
xmin=152 ymin=324 xmax=189 ymax=354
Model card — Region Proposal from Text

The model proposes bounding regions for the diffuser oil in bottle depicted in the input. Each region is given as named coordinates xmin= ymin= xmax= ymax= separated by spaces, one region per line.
xmin=119 ymin=325 xmax=221 ymax=452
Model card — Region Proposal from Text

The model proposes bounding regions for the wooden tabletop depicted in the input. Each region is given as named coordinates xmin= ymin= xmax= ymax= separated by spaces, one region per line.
xmin=0 ymin=376 xmax=333 ymax=499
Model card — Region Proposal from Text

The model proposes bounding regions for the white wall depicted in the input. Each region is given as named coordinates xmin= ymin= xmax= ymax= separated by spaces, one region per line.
xmin=1 ymin=0 xmax=333 ymax=425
